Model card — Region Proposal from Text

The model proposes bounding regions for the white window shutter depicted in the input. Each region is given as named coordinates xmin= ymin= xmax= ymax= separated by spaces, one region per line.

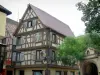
xmin=33 ymin=19 xmax=36 ymax=26
xmin=21 ymin=36 xmax=24 ymax=45
xmin=24 ymin=22 xmax=27 ymax=28
xmin=12 ymin=52 xmax=17 ymax=62
xmin=20 ymin=53 xmax=24 ymax=61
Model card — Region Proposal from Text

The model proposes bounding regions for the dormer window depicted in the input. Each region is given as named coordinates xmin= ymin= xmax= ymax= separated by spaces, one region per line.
xmin=27 ymin=21 xmax=32 ymax=28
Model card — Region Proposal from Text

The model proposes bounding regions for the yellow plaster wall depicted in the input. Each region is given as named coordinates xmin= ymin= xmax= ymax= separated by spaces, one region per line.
xmin=15 ymin=68 xmax=78 ymax=75
xmin=15 ymin=68 xmax=45 ymax=75
xmin=0 ymin=11 xmax=6 ymax=39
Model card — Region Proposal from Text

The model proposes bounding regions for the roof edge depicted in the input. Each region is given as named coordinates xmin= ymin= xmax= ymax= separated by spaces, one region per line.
xmin=0 ymin=5 xmax=12 ymax=15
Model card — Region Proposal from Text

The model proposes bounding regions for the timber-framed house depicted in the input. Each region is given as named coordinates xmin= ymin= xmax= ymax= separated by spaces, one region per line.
xmin=6 ymin=4 xmax=78 ymax=75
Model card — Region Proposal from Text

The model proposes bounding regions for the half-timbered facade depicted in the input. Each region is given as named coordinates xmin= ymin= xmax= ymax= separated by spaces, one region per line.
xmin=3 ymin=18 xmax=18 ymax=75
xmin=5 ymin=18 xmax=18 ymax=65
xmin=6 ymin=4 xmax=78 ymax=75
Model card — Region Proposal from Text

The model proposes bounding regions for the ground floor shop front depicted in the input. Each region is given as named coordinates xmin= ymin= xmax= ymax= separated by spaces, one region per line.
xmin=6 ymin=65 xmax=79 ymax=75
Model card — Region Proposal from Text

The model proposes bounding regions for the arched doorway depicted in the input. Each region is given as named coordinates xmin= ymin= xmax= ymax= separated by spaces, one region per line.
xmin=83 ymin=62 xmax=98 ymax=75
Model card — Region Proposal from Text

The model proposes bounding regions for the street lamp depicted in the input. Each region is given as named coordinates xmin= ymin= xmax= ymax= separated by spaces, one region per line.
xmin=0 ymin=43 xmax=6 ymax=73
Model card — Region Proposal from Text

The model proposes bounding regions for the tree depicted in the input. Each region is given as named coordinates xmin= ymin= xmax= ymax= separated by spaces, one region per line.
xmin=89 ymin=31 xmax=100 ymax=50
xmin=76 ymin=0 xmax=100 ymax=33
xmin=57 ymin=35 xmax=89 ymax=66
xmin=57 ymin=32 xmax=100 ymax=66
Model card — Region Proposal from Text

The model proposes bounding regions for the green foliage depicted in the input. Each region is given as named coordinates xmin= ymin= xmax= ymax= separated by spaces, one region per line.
xmin=89 ymin=31 xmax=100 ymax=50
xmin=57 ymin=35 xmax=88 ymax=66
xmin=76 ymin=0 xmax=100 ymax=33
xmin=57 ymin=32 xmax=100 ymax=66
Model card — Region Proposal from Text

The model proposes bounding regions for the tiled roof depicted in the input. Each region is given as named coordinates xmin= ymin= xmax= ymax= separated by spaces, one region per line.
xmin=6 ymin=18 xmax=18 ymax=25
xmin=6 ymin=18 xmax=18 ymax=37
xmin=14 ymin=4 xmax=74 ymax=37
xmin=30 ymin=4 xmax=74 ymax=36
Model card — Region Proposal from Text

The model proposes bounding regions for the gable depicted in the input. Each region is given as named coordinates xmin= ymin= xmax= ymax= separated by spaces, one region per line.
xmin=23 ymin=7 xmax=36 ymax=20
xmin=85 ymin=48 xmax=96 ymax=56
xmin=14 ymin=4 xmax=74 ymax=37
xmin=16 ymin=5 xmax=45 ymax=34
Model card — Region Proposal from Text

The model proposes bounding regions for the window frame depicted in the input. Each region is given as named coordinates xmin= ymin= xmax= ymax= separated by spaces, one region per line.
xmin=17 ymin=36 xmax=21 ymax=46
xmin=36 ymin=50 xmax=41 ymax=60
xmin=27 ymin=20 xmax=32 ymax=28
xmin=35 ymin=32 xmax=42 ymax=42
xmin=56 ymin=71 xmax=61 ymax=75
xmin=32 ymin=70 xmax=43 ymax=75
xmin=70 ymin=71 xmax=75 ymax=75
xmin=52 ymin=51 xmax=55 ymax=60
xmin=64 ymin=71 xmax=68 ymax=75
xmin=52 ymin=33 xmax=57 ymax=44
xmin=19 ymin=70 xmax=24 ymax=75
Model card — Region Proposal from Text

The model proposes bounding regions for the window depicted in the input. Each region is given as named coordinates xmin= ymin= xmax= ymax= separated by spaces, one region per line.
xmin=52 ymin=51 xmax=55 ymax=60
xmin=17 ymin=36 xmax=24 ymax=46
xmin=35 ymin=33 xmax=42 ymax=42
xmin=17 ymin=37 xmax=21 ymax=45
xmin=78 ymin=72 xmax=80 ymax=75
xmin=16 ymin=52 xmax=24 ymax=62
xmin=87 ymin=50 xmax=90 ymax=55
xmin=36 ymin=50 xmax=41 ymax=60
xmin=32 ymin=19 xmax=36 ymax=26
xmin=2 ymin=38 xmax=6 ymax=44
xmin=70 ymin=71 xmax=75 ymax=75
xmin=12 ymin=52 xmax=17 ymax=62
xmin=19 ymin=70 xmax=24 ymax=75
xmin=64 ymin=71 xmax=67 ymax=75
xmin=52 ymin=34 xmax=57 ymax=43
xmin=27 ymin=21 xmax=32 ymax=28
xmin=56 ymin=71 xmax=61 ymax=75
xmin=33 ymin=70 xmax=42 ymax=75
xmin=17 ymin=52 xmax=20 ymax=62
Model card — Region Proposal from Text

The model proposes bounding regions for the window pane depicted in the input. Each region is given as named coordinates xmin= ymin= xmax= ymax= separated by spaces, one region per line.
xmin=70 ymin=71 xmax=75 ymax=75
xmin=27 ymin=21 xmax=32 ymax=28
xmin=52 ymin=34 xmax=57 ymax=43
xmin=35 ymin=33 xmax=42 ymax=42
xmin=28 ymin=54 xmax=30 ymax=60
xmin=19 ymin=70 xmax=24 ymax=75
xmin=33 ymin=19 xmax=36 ymax=26
xmin=64 ymin=71 xmax=67 ymax=75
xmin=56 ymin=71 xmax=61 ymax=75
xmin=37 ymin=51 xmax=40 ymax=60
xmin=33 ymin=71 xmax=42 ymax=75
xmin=17 ymin=37 xmax=21 ymax=45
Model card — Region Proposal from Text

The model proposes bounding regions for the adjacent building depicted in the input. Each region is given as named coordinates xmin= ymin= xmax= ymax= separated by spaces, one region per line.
xmin=2 ymin=18 xmax=18 ymax=75
xmin=80 ymin=48 xmax=100 ymax=75
xmin=6 ymin=4 xmax=78 ymax=75
xmin=0 ymin=5 xmax=11 ymax=39
xmin=0 ymin=5 xmax=12 ymax=75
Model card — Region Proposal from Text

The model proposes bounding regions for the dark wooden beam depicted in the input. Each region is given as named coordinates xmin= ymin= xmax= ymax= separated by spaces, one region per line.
xmin=16 ymin=45 xmax=56 ymax=51
xmin=23 ymin=17 xmax=38 ymax=22
xmin=16 ymin=28 xmax=45 ymax=36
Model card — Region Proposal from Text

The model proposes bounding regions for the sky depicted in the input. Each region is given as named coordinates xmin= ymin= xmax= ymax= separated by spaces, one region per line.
xmin=0 ymin=0 xmax=88 ymax=36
